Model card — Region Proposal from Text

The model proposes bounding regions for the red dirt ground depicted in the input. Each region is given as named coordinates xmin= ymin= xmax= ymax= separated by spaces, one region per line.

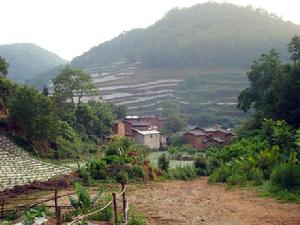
xmin=128 ymin=178 xmax=300 ymax=225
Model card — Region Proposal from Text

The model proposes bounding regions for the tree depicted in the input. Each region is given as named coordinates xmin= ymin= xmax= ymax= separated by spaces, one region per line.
xmin=10 ymin=86 xmax=60 ymax=142
xmin=237 ymin=49 xmax=281 ymax=112
xmin=164 ymin=114 xmax=184 ymax=134
xmin=0 ymin=77 xmax=18 ymax=112
xmin=0 ymin=56 xmax=9 ymax=77
xmin=53 ymin=66 xmax=96 ymax=109
xmin=288 ymin=35 xmax=300 ymax=65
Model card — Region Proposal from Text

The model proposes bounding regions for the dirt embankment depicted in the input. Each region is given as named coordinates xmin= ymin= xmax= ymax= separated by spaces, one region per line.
xmin=128 ymin=178 xmax=300 ymax=225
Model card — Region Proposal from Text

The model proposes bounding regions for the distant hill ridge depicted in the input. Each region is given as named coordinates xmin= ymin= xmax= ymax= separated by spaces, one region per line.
xmin=72 ymin=2 xmax=300 ymax=69
xmin=0 ymin=43 xmax=67 ymax=82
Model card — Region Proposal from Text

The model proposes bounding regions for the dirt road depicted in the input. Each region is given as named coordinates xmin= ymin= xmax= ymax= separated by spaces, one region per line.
xmin=128 ymin=178 xmax=300 ymax=225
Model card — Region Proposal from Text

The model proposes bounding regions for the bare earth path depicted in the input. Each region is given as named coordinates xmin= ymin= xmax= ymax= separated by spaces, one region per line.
xmin=128 ymin=178 xmax=300 ymax=225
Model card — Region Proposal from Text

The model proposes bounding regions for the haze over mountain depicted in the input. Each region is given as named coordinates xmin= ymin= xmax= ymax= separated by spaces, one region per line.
xmin=72 ymin=3 xmax=300 ymax=69
xmin=0 ymin=43 xmax=67 ymax=82
xmin=65 ymin=3 xmax=300 ymax=127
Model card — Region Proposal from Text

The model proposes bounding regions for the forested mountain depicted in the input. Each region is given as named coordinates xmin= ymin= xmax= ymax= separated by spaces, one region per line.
xmin=72 ymin=3 xmax=300 ymax=69
xmin=0 ymin=43 xmax=67 ymax=82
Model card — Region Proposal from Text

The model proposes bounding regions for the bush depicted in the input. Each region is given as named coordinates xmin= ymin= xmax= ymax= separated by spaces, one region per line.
xmin=227 ymin=173 xmax=247 ymax=186
xmin=194 ymin=157 xmax=208 ymax=176
xmin=89 ymin=159 xmax=108 ymax=180
xmin=129 ymin=166 xmax=146 ymax=180
xmin=88 ymin=206 xmax=112 ymax=221
xmin=116 ymin=170 xmax=129 ymax=184
xmin=167 ymin=166 xmax=197 ymax=180
xmin=128 ymin=211 xmax=146 ymax=225
xmin=78 ymin=167 xmax=92 ymax=186
xmin=158 ymin=153 xmax=170 ymax=171
xmin=4 ymin=209 xmax=20 ymax=221
xmin=209 ymin=164 xmax=232 ymax=183
xmin=271 ymin=163 xmax=300 ymax=190
xmin=207 ymin=158 xmax=220 ymax=174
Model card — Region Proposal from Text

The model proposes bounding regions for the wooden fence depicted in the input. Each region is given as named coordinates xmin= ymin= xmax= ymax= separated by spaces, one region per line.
xmin=0 ymin=183 xmax=128 ymax=225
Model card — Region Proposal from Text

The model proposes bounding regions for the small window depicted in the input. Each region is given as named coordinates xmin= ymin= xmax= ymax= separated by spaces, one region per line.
xmin=150 ymin=134 xmax=153 ymax=138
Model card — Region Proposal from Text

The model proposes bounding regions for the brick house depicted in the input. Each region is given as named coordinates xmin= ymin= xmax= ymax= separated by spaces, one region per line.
xmin=113 ymin=120 xmax=125 ymax=137
xmin=184 ymin=126 xmax=233 ymax=150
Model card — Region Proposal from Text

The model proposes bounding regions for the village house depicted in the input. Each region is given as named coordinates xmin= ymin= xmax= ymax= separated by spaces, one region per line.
xmin=132 ymin=129 xmax=160 ymax=149
xmin=183 ymin=125 xmax=234 ymax=150
xmin=112 ymin=115 xmax=165 ymax=149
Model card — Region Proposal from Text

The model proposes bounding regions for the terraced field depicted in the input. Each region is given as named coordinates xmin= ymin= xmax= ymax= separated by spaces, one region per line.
xmin=0 ymin=135 xmax=72 ymax=192
xmin=77 ymin=60 xmax=249 ymax=118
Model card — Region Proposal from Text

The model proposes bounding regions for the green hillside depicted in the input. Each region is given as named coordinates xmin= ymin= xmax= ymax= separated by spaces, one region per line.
xmin=72 ymin=3 xmax=300 ymax=69
xmin=0 ymin=43 xmax=67 ymax=82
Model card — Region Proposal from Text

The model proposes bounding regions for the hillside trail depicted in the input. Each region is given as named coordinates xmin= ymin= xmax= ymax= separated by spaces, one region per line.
xmin=128 ymin=178 xmax=300 ymax=225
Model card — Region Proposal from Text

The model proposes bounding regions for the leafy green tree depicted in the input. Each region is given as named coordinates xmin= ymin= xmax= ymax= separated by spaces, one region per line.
xmin=10 ymin=86 xmax=60 ymax=142
xmin=0 ymin=77 xmax=18 ymax=112
xmin=237 ymin=49 xmax=281 ymax=112
xmin=53 ymin=66 xmax=96 ymax=109
xmin=0 ymin=56 xmax=9 ymax=77
xmin=164 ymin=114 xmax=185 ymax=134
xmin=288 ymin=35 xmax=300 ymax=65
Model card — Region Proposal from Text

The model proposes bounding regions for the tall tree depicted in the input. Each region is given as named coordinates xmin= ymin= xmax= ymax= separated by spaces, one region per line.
xmin=288 ymin=35 xmax=300 ymax=65
xmin=0 ymin=56 xmax=9 ymax=77
xmin=237 ymin=50 xmax=281 ymax=112
xmin=11 ymin=86 xmax=60 ymax=142
xmin=53 ymin=66 xmax=96 ymax=109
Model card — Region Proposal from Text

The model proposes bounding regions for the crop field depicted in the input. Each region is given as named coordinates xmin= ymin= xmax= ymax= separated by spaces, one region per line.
xmin=149 ymin=151 xmax=194 ymax=168
xmin=79 ymin=60 xmax=249 ymax=121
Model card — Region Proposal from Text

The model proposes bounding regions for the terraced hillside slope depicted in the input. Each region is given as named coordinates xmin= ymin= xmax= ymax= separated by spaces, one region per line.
xmin=0 ymin=135 xmax=72 ymax=192
xmin=69 ymin=58 xmax=249 ymax=127
xmin=69 ymin=3 xmax=300 ymax=125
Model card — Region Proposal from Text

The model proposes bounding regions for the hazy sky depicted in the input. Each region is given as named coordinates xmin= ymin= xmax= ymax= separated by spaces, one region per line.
xmin=1 ymin=0 xmax=300 ymax=60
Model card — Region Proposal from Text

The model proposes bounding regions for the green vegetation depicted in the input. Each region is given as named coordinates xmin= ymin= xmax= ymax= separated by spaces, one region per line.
xmin=0 ymin=56 xmax=8 ymax=76
xmin=208 ymin=37 xmax=300 ymax=201
xmin=0 ymin=62 xmax=125 ymax=159
xmin=72 ymin=3 xmax=300 ymax=69
xmin=0 ymin=43 xmax=66 ymax=82
xmin=77 ymin=137 xmax=149 ymax=184
xmin=238 ymin=36 xmax=300 ymax=128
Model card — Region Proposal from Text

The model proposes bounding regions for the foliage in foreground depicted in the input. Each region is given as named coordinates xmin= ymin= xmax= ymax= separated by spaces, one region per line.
xmin=208 ymin=119 xmax=300 ymax=201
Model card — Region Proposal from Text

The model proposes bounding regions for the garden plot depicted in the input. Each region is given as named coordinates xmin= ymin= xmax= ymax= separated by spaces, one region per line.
xmin=149 ymin=152 xmax=194 ymax=168
xmin=0 ymin=135 xmax=72 ymax=192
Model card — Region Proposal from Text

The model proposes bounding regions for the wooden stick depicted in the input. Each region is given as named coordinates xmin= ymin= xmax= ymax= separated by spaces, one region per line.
xmin=122 ymin=182 xmax=127 ymax=223
xmin=112 ymin=192 xmax=118 ymax=225
xmin=56 ymin=206 xmax=61 ymax=225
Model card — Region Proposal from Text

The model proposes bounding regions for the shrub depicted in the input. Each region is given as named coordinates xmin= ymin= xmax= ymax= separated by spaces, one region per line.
xmin=116 ymin=170 xmax=129 ymax=184
xmin=4 ymin=209 xmax=20 ymax=221
xmin=194 ymin=157 xmax=208 ymax=176
xmin=102 ymin=155 xmax=121 ymax=165
xmin=158 ymin=153 xmax=170 ymax=171
xmin=207 ymin=158 xmax=220 ymax=174
xmin=209 ymin=164 xmax=232 ymax=183
xmin=89 ymin=159 xmax=108 ymax=180
xmin=271 ymin=163 xmax=300 ymax=190
xmin=167 ymin=166 xmax=197 ymax=180
xmin=78 ymin=167 xmax=92 ymax=186
xmin=227 ymin=173 xmax=247 ymax=186
xmin=129 ymin=166 xmax=146 ymax=180
xmin=128 ymin=211 xmax=146 ymax=225
xmin=87 ymin=206 xmax=112 ymax=221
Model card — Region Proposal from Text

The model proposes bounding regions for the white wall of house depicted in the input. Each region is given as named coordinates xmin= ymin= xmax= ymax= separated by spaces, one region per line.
xmin=133 ymin=131 xmax=160 ymax=149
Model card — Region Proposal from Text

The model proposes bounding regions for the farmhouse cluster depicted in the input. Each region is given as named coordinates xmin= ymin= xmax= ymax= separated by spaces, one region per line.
xmin=183 ymin=125 xmax=234 ymax=150
xmin=112 ymin=115 xmax=234 ymax=150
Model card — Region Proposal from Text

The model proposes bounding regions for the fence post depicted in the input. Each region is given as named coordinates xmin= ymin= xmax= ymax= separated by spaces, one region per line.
xmin=112 ymin=192 xmax=118 ymax=225
xmin=54 ymin=187 xmax=58 ymax=220
xmin=56 ymin=206 xmax=61 ymax=225
xmin=122 ymin=182 xmax=127 ymax=224
xmin=1 ymin=198 xmax=4 ymax=218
